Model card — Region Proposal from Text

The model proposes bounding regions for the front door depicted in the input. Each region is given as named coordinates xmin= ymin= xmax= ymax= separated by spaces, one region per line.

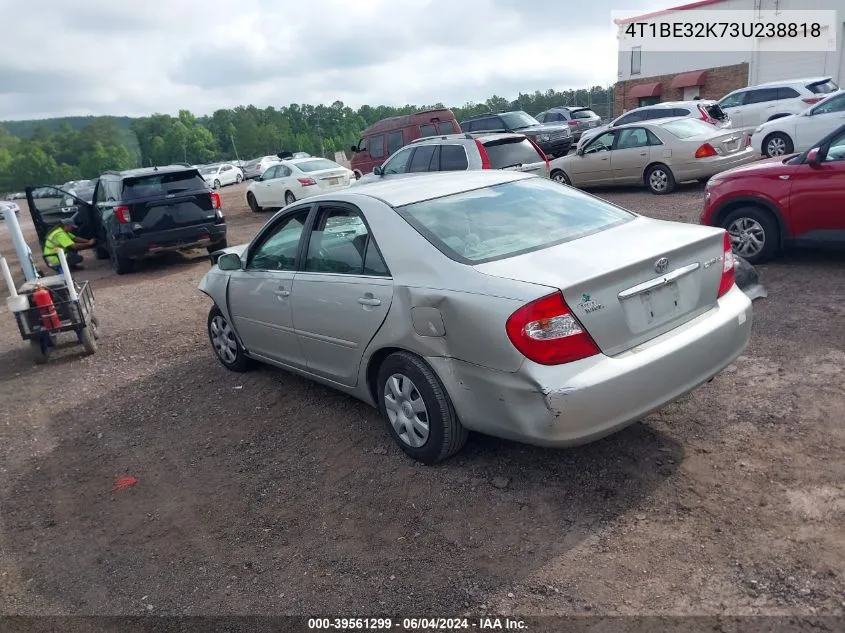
xmin=24 ymin=185 xmax=95 ymax=247
xmin=610 ymin=127 xmax=654 ymax=184
xmin=227 ymin=207 xmax=312 ymax=367
xmin=787 ymin=129 xmax=845 ymax=239
xmin=567 ymin=131 xmax=616 ymax=186
xmin=290 ymin=205 xmax=393 ymax=386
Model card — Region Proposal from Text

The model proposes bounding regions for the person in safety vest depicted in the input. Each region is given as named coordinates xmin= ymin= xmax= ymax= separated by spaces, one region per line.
xmin=43 ymin=220 xmax=97 ymax=271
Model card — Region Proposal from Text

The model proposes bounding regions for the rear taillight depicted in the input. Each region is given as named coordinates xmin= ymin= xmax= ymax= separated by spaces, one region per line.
xmin=744 ymin=134 xmax=752 ymax=147
xmin=505 ymin=292 xmax=601 ymax=365
xmin=525 ymin=136 xmax=551 ymax=173
xmin=474 ymin=139 xmax=491 ymax=169
xmin=114 ymin=205 xmax=131 ymax=223
xmin=802 ymin=97 xmax=823 ymax=104
xmin=567 ymin=121 xmax=578 ymax=125
xmin=698 ymin=105 xmax=714 ymax=123
xmin=298 ymin=177 xmax=316 ymax=186
xmin=717 ymin=231 xmax=736 ymax=298
xmin=210 ymin=192 xmax=221 ymax=209
xmin=695 ymin=143 xmax=718 ymax=159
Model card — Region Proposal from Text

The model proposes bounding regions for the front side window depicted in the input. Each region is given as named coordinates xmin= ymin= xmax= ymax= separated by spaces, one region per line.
xmin=718 ymin=91 xmax=745 ymax=108
xmin=812 ymin=93 xmax=845 ymax=115
xmin=263 ymin=166 xmax=279 ymax=180
xmin=823 ymin=130 xmax=845 ymax=162
xmin=396 ymin=178 xmax=633 ymax=264
xmin=584 ymin=132 xmax=615 ymax=153
xmin=409 ymin=145 xmax=438 ymax=172
xmin=304 ymin=208 xmax=388 ymax=275
xmin=247 ymin=210 xmax=309 ymax=271
xmin=381 ymin=147 xmax=414 ymax=174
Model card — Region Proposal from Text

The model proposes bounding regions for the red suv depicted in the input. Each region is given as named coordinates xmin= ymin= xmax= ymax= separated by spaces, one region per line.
xmin=701 ymin=123 xmax=845 ymax=264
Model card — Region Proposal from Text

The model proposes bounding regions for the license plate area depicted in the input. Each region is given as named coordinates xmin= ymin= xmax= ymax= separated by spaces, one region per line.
xmin=621 ymin=281 xmax=682 ymax=333
xmin=328 ymin=177 xmax=339 ymax=185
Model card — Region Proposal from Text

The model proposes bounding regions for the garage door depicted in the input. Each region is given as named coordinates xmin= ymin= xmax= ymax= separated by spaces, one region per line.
xmin=753 ymin=28 xmax=834 ymax=85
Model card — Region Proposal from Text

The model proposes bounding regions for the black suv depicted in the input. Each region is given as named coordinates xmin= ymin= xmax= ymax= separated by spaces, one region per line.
xmin=26 ymin=165 xmax=227 ymax=275
xmin=459 ymin=110 xmax=572 ymax=157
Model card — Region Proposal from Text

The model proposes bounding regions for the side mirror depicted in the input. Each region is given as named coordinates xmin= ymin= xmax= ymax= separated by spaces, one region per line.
xmin=217 ymin=252 xmax=242 ymax=271
xmin=350 ymin=145 xmax=358 ymax=153
xmin=806 ymin=147 xmax=822 ymax=164
xmin=373 ymin=166 xmax=383 ymax=176
xmin=576 ymin=147 xmax=585 ymax=156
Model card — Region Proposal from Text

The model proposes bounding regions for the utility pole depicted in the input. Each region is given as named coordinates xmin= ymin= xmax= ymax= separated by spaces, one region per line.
xmin=183 ymin=142 xmax=187 ymax=164
xmin=230 ymin=135 xmax=241 ymax=164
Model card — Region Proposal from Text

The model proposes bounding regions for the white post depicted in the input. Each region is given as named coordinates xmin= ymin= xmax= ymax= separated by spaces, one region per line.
xmin=1 ymin=205 xmax=38 ymax=282
xmin=1 ymin=255 xmax=18 ymax=297
xmin=56 ymin=248 xmax=79 ymax=302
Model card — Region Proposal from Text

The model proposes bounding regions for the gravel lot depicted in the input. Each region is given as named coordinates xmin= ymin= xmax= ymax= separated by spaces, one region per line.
xmin=0 ymin=179 xmax=843 ymax=617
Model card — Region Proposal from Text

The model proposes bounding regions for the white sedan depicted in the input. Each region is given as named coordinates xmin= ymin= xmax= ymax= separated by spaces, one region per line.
xmin=751 ymin=90 xmax=845 ymax=157
xmin=245 ymin=157 xmax=353 ymax=212
xmin=199 ymin=163 xmax=244 ymax=189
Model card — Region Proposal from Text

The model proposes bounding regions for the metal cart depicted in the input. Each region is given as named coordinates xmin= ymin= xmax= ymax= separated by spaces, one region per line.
xmin=12 ymin=275 xmax=100 ymax=364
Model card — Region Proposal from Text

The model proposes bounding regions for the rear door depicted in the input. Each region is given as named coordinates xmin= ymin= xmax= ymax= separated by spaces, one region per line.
xmin=610 ymin=127 xmax=654 ymax=183
xmin=483 ymin=137 xmax=547 ymax=176
xmin=290 ymin=204 xmax=393 ymax=386
xmin=742 ymin=88 xmax=780 ymax=127
xmin=120 ymin=169 xmax=216 ymax=235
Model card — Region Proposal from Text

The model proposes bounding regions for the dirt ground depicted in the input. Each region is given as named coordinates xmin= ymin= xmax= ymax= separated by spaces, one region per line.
xmin=0 ymin=180 xmax=843 ymax=618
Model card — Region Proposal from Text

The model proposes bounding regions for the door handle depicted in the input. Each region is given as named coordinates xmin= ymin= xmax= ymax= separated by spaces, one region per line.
xmin=639 ymin=152 xmax=647 ymax=156
xmin=274 ymin=288 xmax=290 ymax=297
xmin=358 ymin=296 xmax=381 ymax=306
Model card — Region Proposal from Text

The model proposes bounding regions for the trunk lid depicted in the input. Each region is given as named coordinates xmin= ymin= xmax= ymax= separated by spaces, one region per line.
xmin=474 ymin=217 xmax=728 ymax=356
xmin=483 ymin=137 xmax=547 ymax=175
xmin=121 ymin=170 xmax=216 ymax=232
xmin=308 ymin=167 xmax=352 ymax=191
xmin=707 ymin=129 xmax=748 ymax=155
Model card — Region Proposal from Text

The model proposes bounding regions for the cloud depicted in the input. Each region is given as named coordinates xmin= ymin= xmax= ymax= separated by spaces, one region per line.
xmin=0 ymin=0 xmax=660 ymax=120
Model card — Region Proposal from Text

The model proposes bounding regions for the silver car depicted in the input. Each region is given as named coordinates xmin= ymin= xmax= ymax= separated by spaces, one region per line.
xmin=552 ymin=117 xmax=759 ymax=194
xmin=536 ymin=106 xmax=603 ymax=142
xmin=199 ymin=171 xmax=752 ymax=463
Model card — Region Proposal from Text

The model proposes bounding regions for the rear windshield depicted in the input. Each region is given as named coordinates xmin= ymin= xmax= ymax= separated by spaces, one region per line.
xmin=705 ymin=103 xmax=727 ymax=119
xmin=295 ymin=159 xmax=341 ymax=172
xmin=807 ymin=79 xmax=839 ymax=94
xmin=395 ymin=178 xmax=633 ymax=264
xmin=571 ymin=109 xmax=598 ymax=119
xmin=658 ymin=118 xmax=717 ymax=138
xmin=483 ymin=138 xmax=543 ymax=169
xmin=121 ymin=171 xmax=208 ymax=200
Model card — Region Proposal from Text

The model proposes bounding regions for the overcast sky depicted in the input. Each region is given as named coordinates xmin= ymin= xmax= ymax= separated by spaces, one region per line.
xmin=0 ymin=0 xmax=663 ymax=120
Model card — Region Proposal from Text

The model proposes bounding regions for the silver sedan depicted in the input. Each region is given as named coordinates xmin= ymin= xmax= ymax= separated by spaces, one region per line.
xmin=199 ymin=171 xmax=752 ymax=463
xmin=552 ymin=117 xmax=759 ymax=194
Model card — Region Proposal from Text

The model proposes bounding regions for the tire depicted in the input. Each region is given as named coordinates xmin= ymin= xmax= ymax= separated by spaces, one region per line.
xmin=80 ymin=325 xmax=97 ymax=354
xmin=247 ymin=192 xmax=262 ymax=213
xmin=29 ymin=337 xmax=51 ymax=364
xmin=236 ymin=174 xmax=243 ymax=183
xmin=376 ymin=351 xmax=468 ymax=464
xmin=551 ymin=169 xmax=571 ymax=185
xmin=645 ymin=163 xmax=676 ymax=195
xmin=207 ymin=305 xmax=252 ymax=372
xmin=95 ymin=246 xmax=110 ymax=260
xmin=91 ymin=315 xmax=101 ymax=340
xmin=213 ymin=179 xmax=221 ymax=190
xmin=207 ymin=238 xmax=228 ymax=254
xmin=109 ymin=245 xmax=134 ymax=275
xmin=721 ymin=206 xmax=779 ymax=265
xmin=284 ymin=191 xmax=296 ymax=205
xmin=762 ymin=132 xmax=793 ymax=158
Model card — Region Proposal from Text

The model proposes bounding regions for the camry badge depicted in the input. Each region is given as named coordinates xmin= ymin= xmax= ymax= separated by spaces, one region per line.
xmin=654 ymin=257 xmax=670 ymax=274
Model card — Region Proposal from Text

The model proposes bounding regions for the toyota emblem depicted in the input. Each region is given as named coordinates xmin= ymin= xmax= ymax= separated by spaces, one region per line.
xmin=654 ymin=257 xmax=669 ymax=274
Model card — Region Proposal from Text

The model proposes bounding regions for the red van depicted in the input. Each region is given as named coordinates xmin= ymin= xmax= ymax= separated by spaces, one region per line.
xmin=349 ymin=108 xmax=460 ymax=178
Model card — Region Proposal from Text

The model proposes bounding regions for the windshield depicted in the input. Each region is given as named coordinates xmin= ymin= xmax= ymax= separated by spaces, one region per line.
xmin=396 ymin=178 xmax=633 ymax=264
xmin=500 ymin=111 xmax=540 ymax=130
xmin=122 ymin=171 xmax=208 ymax=200
xmin=807 ymin=79 xmax=839 ymax=94
xmin=658 ymin=118 xmax=717 ymax=139
xmin=296 ymin=159 xmax=341 ymax=172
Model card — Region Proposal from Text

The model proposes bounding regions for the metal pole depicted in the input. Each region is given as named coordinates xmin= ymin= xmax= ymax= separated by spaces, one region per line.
xmin=230 ymin=135 xmax=241 ymax=163
xmin=1 ymin=206 xmax=38 ymax=282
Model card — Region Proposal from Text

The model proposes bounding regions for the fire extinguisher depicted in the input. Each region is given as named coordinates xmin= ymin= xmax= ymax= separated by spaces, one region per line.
xmin=31 ymin=286 xmax=61 ymax=330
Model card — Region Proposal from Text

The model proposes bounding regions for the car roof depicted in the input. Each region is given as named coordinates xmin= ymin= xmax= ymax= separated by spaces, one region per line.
xmin=410 ymin=132 xmax=526 ymax=145
xmin=284 ymin=157 xmax=339 ymax=166
xmin=105 ymin=165 xmax=198 ymax=178
xmin=343 ymin=170 xmax=532 ymax=207
xmin=755 ymin=76 xmax=832 ymax=87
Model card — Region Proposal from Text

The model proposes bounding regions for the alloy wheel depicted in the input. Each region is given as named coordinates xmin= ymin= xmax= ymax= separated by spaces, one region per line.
xmin=766 ymin=137 xmax=787 ymax=156
xmin=649 ymin=169 xmax=668 ymax=192
xmin=727 ymin=217 xmax=766 ymax=258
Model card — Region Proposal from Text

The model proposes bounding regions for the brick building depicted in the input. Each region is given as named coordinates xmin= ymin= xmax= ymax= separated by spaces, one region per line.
xmin=614 ymin=0 xmax=845 ymax=115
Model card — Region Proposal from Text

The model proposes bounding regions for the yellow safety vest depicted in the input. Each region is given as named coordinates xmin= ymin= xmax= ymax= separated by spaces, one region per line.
xmin=43 ymin=226 xmax=77 ymax=267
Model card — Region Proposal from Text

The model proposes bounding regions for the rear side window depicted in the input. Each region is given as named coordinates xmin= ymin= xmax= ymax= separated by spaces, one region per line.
xmin=396 ymin=178 xmax=633 ymax=264
xmin=121 ymin=171 xmax=208 ymax=200
xmin=777 ymin=87 xmax=801 ymax=100
xmin=615 ymin=111 xmax=645 ymax=126
xmin=420 ymin=124 xmax=437 ymax=137
xmin=807 ymin=79 xmax=839 ymax=94
xmin=571 ymin=109 xmax=597 ymax=119
xmin=745 ymin=88 xmax=779 ymax=104
xmin=388 ymin=131 xmax=404 ymax=154
xmin=439 ymin=145 xmax=468 ymax=171
xmin=369 ymin=135 xmax=385 ymax=158
xmin=409 ymin=145 xmax=438 ymax=172
xmin=670 ymin=108 xmax=691 ymax=117
xmin=482 ymin=139 xmax=543 ymax=169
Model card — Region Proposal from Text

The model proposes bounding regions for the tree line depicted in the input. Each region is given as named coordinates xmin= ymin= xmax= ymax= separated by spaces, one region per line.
xmin=0 ymin=86 xmax=613 ymax=192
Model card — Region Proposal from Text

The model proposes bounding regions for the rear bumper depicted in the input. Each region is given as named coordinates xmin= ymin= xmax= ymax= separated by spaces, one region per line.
xmin=114 ymin=222 xmax=227 ymax=258
xmin=429 ymin=285 xmax=752 ymax=448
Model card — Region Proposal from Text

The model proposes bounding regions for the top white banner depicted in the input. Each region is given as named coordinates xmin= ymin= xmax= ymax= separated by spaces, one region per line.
xmin=613 ymin=9 xmax=838 ymax=52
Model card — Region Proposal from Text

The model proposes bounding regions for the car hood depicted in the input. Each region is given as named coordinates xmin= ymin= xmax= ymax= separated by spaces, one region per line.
xmin=714 ymin=154 xmax=798 ymax=180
